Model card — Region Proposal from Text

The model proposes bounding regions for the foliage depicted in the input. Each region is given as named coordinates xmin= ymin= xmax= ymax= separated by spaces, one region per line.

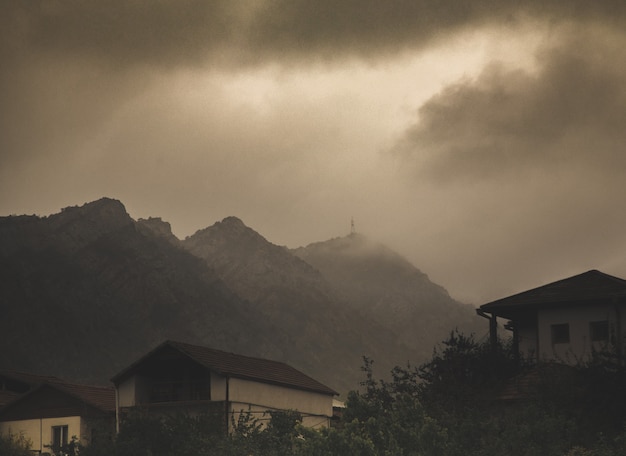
xmin=417 ymin=330 xmax=517 ymax=411
xmin=107 ymin=409 xmax=233 ymax=456
xmin=294 ymin=357 xmax=448 ymax=456
xmin=74 ymin=332 xmax=626 ymax=455
xmin=0 ymin=433 xmax=32 ymax=456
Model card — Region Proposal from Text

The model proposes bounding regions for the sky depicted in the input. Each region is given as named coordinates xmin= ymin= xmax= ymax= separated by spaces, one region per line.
xmin=2 ymin=1 xmax=626 ymax=305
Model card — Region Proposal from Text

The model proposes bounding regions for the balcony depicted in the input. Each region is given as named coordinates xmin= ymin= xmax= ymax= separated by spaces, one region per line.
xmin=149 ymin=380 xmax=209 ymax=403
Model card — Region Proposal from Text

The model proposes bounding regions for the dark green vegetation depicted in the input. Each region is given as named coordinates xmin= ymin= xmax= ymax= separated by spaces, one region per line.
xmin=0 ymin=433 xmax=32 ymax=456
xmin=27 ymin=333 xmax=626 ymax=456
xmin=0 ymin=198 xmax=480 ymax=393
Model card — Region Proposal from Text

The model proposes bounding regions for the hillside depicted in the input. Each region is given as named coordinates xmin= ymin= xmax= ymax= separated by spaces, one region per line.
xmin=0 ymin=199 xmax=286 ymax=384
xmin=293 ymin=233 xmax=484 ymax=354
xmin=0 ymin=198 xmax=484 ymax=395
xmin=182 ymin=217 xmax=420 ymax=392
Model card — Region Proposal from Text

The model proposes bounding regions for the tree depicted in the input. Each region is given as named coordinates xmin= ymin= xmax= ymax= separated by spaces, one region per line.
xmin=417 ymin=330 xmax=517 ymax=413
xmin=310 ymin=357 xmax=449 ymax=456
xmin=0 ymin=433 xmax=32 ymax=456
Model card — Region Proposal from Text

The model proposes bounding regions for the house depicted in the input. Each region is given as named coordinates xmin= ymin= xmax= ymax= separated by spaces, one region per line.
xmin=110 ymin=340 xmax=338 ymax=431
xmin=477 ymin=270 xmax=626 ymax=364
xmin=0 ymin=373 xmax=115 ymax=454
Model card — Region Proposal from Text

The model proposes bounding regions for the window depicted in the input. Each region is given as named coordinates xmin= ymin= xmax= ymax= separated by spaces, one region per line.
xmin=551 ymin=323 xmax=570 ymax=344
xmin=590 ymin=321 xmax=609 ymax=342
xmin=52 ymin=425 xmax=68 ymax=454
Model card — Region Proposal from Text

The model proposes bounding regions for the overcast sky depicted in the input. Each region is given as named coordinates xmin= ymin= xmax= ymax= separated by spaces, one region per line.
xmin=2 ymin=1 xmax=626 ymax=304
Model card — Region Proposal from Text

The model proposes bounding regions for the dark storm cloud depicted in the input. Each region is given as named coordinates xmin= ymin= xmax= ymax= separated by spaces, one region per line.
xmin=387 ymin=27 xmax=626 ymax=302
xmin=3 ymin=1 xmax=626 ymax=68
xmin=394 ymin=30 xmax=626 ymax=181
xmin=249 ymin=0 xmax=626 ymax=62
xmin=2 ymin=0 xmax=626 ymax=304
xmin=0 ymin=1 xmax=239 ymax=67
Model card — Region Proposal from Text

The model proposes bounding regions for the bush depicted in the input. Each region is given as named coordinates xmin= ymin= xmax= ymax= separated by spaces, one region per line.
xmin=0 ymin=433 xmax=32 ymax=456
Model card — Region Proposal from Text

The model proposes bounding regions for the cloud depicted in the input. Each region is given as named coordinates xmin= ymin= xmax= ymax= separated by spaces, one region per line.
xmin=386 ymin=26 xmax=626 ymax=302
xmin=394 ymin=26 xmax=626 ymax=182
xmin=3 ymin=1 xmax=626 ymax=69
xmin=2 ymin=1 xmax=626 ymax=304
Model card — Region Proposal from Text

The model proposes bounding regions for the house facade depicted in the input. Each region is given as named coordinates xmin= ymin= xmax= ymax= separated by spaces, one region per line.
xmin=111 ymin=340 xmax=338 ymax=431
xmin=477 ymin=270 xmax=626 ymax=364
xmin=0 ymin=378 xmax=115 ymax=455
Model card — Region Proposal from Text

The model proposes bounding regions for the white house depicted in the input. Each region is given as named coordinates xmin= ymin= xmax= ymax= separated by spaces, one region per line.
xmin=0 ymin=375 xmax=115 ymax=455
xmin=110 ymin=340 xmax=338 ymax=432
xmin=477 ymin=269 xmax=626 ymax=364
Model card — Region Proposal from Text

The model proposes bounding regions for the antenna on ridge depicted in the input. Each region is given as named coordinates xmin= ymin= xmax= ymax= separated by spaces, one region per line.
xmin=350 ymin=217 xmax=356 ymax=235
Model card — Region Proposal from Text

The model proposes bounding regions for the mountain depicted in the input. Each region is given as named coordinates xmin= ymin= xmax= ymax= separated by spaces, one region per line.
xmin=292 ymin=233 xmax=484 ymax=354
xmin=0 ymin=197 xmax=484 ymax=395
xmin=0 ymin=198 xmax=285 ymax=384
xmin=182 ymin=217 xmax=420 ymax=392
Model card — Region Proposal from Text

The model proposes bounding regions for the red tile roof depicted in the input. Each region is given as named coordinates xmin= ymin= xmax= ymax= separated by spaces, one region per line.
xmin=480 ymin=270 xmax=626 ymax=317
xmin=112 ymin=340 xmax=338 ymax=396
xmin=0 ymin=390 xmax=20 ymax=407
xmin=0 ymin=369 xmax=62 ymax=386
xmin=49 ymin=382 xmax=116 ymax=412
xmin=0 ymin=369 xmax=115 ymax=413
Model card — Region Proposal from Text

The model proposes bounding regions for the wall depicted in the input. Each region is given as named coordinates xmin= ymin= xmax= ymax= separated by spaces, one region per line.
xmin=537 ymin=303 xmax=620 ymax=363
xmin=517 ymin=322 xmax=538 ymax=362
xmin=210 ymin=373 xmax=227 ymax=401
xmin=117 ymin=376 xmax=136 ymax=407
xmin=117 ymin=375 xmax=154 ymax=407
xmin=0 ymin=416 xmax=82 ymax=453
xmin=227 ymin=377 xmax=332 ymax=428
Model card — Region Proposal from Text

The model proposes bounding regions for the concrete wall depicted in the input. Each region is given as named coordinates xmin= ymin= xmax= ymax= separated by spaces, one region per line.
xmin=0 ymin=416 xmax=82 ymax=453
xmin=210 ymin=373 xmax=227 ymax=401
xmin=117 ymin=375 xmax=153 ymax=407
xmin=537 ymin=304 xmax=619 ymax=363
xmin=117 ymin=376 xmax=136 ymax=407
xmin=517 ymin=322 xmax=538 ymax=362
xmin=227 ymin=377 xmax=332 ymax=428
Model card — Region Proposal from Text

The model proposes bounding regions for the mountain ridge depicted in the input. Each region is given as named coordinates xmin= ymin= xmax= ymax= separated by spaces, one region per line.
xmin=0 ymin=198 xmax=482 ymax=394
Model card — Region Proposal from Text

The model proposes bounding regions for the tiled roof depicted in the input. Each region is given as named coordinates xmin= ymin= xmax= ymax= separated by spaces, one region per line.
xmin=0 ymin=390 xmax=20 ymax=407
xmin=480 ymin=270 xmax=626 ymax=316
xmin=0 ymin=369 xmax=62 ymax=386
xmin=112 ymin=340 xmax=338 ymax=396
xmin=0 ymin=369 xmax=115 ymax=413
xmin=49 ymin=382 xmax=116 ymax=412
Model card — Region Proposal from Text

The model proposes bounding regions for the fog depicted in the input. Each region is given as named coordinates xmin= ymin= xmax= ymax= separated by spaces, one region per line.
xmin=2 ymin=1 xmax=626 ymax=304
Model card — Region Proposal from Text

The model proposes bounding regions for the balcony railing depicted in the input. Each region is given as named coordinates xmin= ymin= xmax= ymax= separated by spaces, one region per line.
xmin=149 ymin=380 xmax=209 ymax=403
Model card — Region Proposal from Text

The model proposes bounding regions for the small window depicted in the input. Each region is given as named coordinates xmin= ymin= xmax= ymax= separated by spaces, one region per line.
xmin=52 ymin=425 xmax=68 ymax=454
xmin=590 ymin=321 xmax=609 ymax=342
xmin=551 ymin=323 xmax=570 ymax=344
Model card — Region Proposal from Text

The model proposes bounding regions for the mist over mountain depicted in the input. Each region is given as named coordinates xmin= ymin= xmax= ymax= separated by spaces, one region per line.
xmin=293 ymin=234 xmax=484 ymax=351
xmin=0 ymin=198 xmax=484 ymax=394
xmin=182 ymin=217 xmax=420 ymax=391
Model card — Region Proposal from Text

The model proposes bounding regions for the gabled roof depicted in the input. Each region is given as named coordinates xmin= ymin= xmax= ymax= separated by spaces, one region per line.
xmin=0 ymin=369 xmax=62 ymax=388
xmin=112 ymin=340 xmax=338 ymax=396
xmin=47 ymin=381 xmax=116 ymax=412
xmin=480 ymin=270 xmax=626 ymax=317
xmin=0 ymin=369 xmax=115 ymax=413
xmin=0 ymin=390 xmax=20 ymax=407
xmin=0 ymin=380 xmax=115 ymax=421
